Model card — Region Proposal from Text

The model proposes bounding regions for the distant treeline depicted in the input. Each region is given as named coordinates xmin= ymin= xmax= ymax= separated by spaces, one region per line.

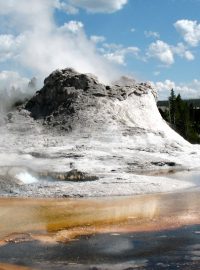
xmin=158 ymin=89 xmax=200 ymax=144
xmin=158 ymin=98 xmax=200 ymax=108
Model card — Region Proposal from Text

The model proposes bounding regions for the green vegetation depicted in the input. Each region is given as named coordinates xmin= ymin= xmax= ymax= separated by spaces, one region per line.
xmin=159 ymin=89 xmax=200 ymax=144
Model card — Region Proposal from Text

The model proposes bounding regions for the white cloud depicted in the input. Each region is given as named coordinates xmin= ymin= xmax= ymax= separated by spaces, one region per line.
xmin=55 ymin=1 xmax=79 ymax=14
xmin=103 ymin=45 xmax=140 ymax=65
xmin=0 ymin=35 xmax=15 ymax=51
xmin=153 ymin=71 xmax=160 ymax=76
xmin=172 ymin=43 xmax=194 ymax=61
xmin=0 ymin=0 xmax=121 ymax=85
xmin=60 ymin=20 xmax=84 ymax=33
xmin=90 ymin=35 xmax=106 ymax=44
xmin=152 ymin=79 xmax=200 ymax=100
xmin=144 ymin=31 xmax=160 ymax=39
xmin=103 ymin=43 xmax=123 ymax=51
xmin=130 ymin=28 xmax=136 ymax=33
xmin=184 ymin=50 xmax=194 ymax=61
xmin=104 ymin=53 xmax=125 ymax=65
xmin=147 ymin=40 xmax=194 ymax=65
xmin=153 ymin=79 xmax=176 ymax=93
xmin=0 ymin=71 xmax=29 ymax=91
xmin=174 ymin=19 xmax=200 ymax=47
xmin=0 ymin=0 xmax=54 ymax=32
xmin=66 ymin=0 xmax=128 ymax=13
xmin=147 ymin=40 xmax=174 ymax=65
xmin=0 ymin=34 xmax=25 ymax=62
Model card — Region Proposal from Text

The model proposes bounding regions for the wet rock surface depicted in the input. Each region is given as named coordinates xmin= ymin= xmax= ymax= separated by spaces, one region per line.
xmin=41 ymin=169 xmax=99 ymax=182
xmin=151 ymin=161 xmax=177 ymax=167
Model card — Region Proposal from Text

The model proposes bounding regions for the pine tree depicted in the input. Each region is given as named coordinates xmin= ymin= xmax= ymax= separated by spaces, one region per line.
xmin=166 ymin=91 xmax=200 ymax=143
xmin=168 ymin=88 xmax=176 ymax=125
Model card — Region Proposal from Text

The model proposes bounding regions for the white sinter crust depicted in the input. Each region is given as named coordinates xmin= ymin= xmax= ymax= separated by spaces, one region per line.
xmin=0 ymin=68 xmax=199 ymax=197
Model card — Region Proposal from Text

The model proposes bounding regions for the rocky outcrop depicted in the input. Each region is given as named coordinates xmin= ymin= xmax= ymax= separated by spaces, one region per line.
xmin=41 ymin=169 xmax=99 ymax=182
xmin=25 ymin=68 xmax=156 ymax=131
xmin=0 ymin=68 xmax=200 ymax=198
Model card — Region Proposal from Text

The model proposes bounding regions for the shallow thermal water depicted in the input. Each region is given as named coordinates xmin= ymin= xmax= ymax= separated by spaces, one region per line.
xmin=0 ymin=225 xmax=200 ymax=270
xmin=167 ymin=170 xmax=200 ymax=187
xmin=0 ymin=171 xmax=199 ymax=269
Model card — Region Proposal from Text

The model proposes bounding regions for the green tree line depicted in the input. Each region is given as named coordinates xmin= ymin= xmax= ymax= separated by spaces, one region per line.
xmin=159 ymin=89 xmax=200 ymax=144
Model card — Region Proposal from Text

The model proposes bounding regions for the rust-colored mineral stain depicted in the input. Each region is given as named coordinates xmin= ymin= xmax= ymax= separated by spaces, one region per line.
xmin=0 ymin=191 xmax=199 ymax=245
xmin=0 ymin=263 xmax=36 ymax=270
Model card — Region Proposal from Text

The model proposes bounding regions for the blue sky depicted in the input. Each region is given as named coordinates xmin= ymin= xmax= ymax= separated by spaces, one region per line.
xmin=0 ymin=0 xmax=200 ymax=99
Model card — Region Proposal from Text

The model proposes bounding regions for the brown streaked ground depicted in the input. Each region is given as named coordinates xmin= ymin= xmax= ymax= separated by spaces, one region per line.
xmin=0 ymin=190 xmax=199 ymax=246
xmin=0 ymin=263 xmax=35 ymax=270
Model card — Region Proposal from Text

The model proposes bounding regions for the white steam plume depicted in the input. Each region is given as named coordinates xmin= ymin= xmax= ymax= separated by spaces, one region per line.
xmin=0 ymin=71 xmax=37 ymax=114
xmin=0 ymin=0 xmax=120 ymax=86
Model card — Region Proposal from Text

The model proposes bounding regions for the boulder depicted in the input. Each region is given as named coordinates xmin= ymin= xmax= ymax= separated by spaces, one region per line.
xmin=41 ymin=169 xmax=99 ymax=182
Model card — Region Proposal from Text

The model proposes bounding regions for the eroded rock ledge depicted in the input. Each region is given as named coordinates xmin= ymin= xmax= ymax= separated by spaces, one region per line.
xmin=25 ymin=68 xmax=156 ymax=131
xmin=41 ymin=169 xmax=99 ymax=182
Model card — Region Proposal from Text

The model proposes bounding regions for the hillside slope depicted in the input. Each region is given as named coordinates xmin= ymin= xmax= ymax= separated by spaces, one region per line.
xmin=25 ymin=68 xmax=188 ymax=148
xmin=0 ymin=68 xmax=199 ymax=197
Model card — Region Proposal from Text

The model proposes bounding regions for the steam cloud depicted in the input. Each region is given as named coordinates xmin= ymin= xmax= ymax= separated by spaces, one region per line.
xmin=0 ymin=71 xmax=37 ymax=114
xmin=0 ymin=0 xmax=123 ymax=113
xmin=0 ymin=0 xmax=120 ymax=104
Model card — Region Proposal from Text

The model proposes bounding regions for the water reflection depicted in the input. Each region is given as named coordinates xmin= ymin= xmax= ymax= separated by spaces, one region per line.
xmin=167 ymin=170 xmax=200 ymax=186
xmin=0 ymin=189 xmax=199 ymax=244
xmin=0 ymin=177 xmax=200 ymax=270
xmin=0 ymin=225 xmax=199 ymax=270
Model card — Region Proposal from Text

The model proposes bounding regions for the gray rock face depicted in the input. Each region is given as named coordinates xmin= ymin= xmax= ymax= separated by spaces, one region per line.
xmin=25 ymin=68 xmax=156 ymax=131
xmin=25 ymin=68 xmax=106 ymax=118
xmin=41 ymin=169 xmax=99 ymax=182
